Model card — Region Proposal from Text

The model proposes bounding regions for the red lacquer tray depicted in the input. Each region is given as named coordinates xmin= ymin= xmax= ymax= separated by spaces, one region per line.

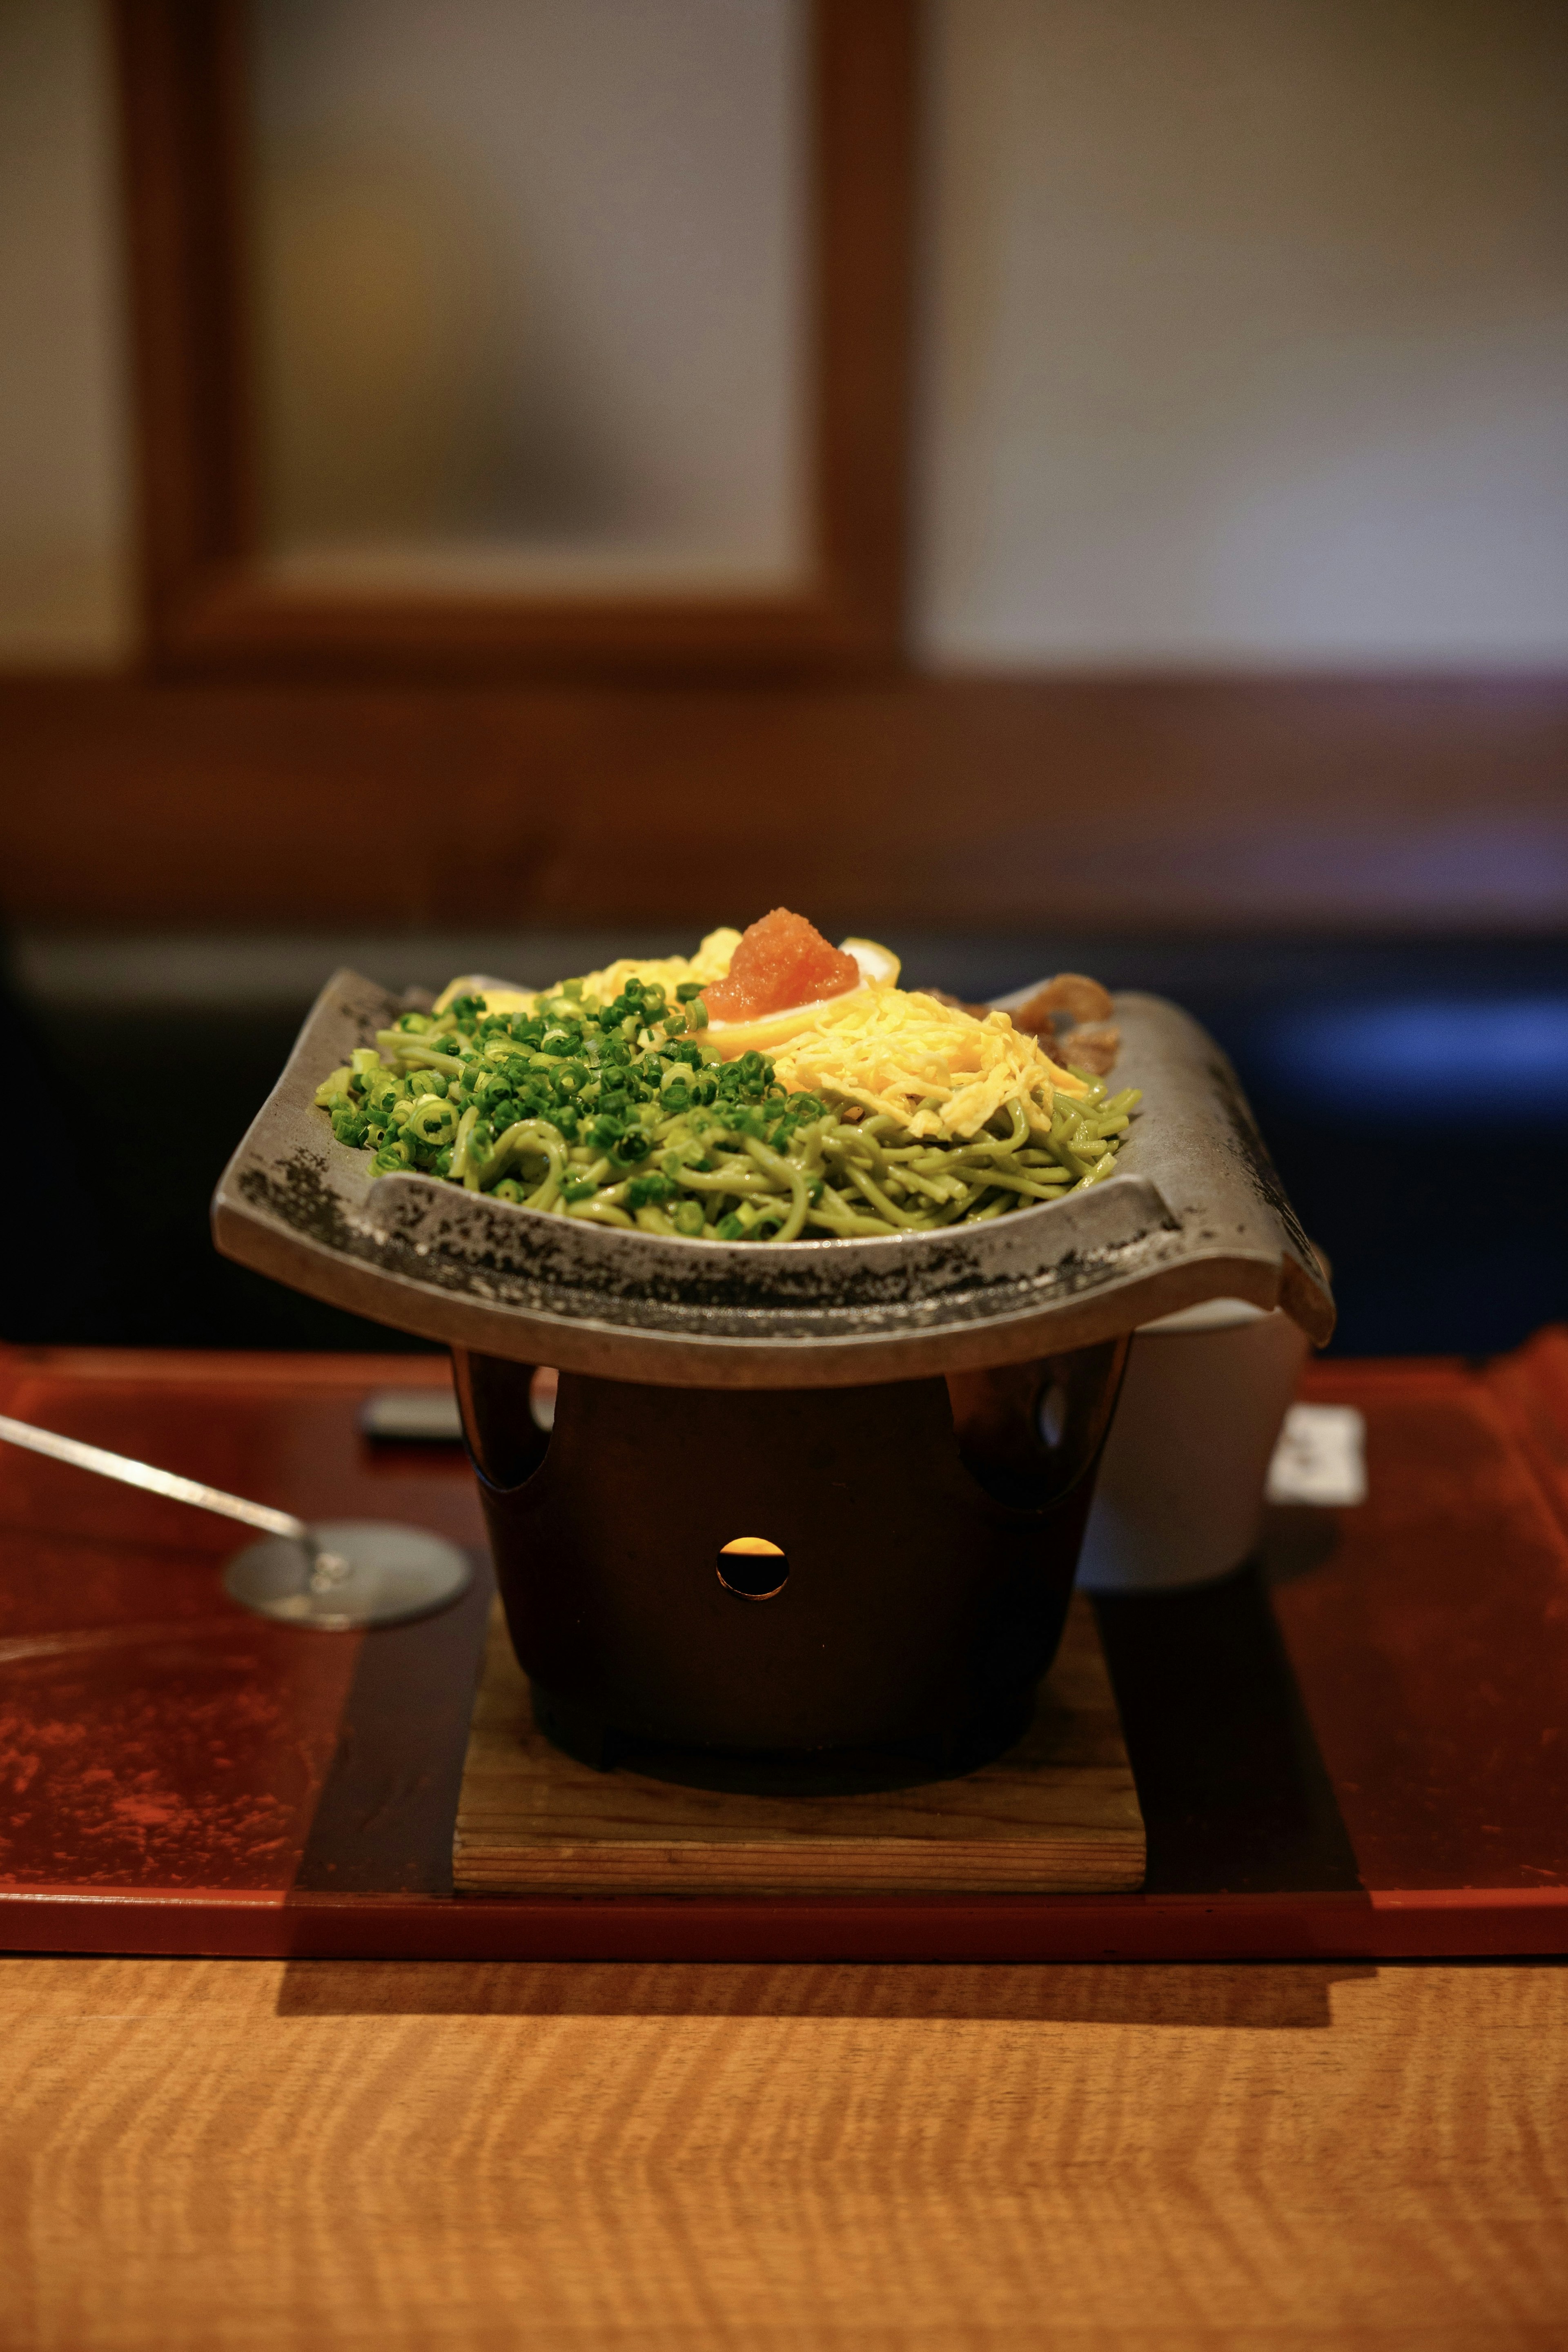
xmin=1 ymin=1336 xmax=1565 ymax=1961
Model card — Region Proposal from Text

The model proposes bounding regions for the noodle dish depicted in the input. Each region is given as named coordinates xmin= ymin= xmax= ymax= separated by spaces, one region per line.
xmin=312 ymin=909 xmax=1140 ymax=1245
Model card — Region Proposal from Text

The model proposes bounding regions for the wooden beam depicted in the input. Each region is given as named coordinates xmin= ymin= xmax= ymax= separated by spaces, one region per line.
xmin=2 ymin=672 xmax=1565 ymax=931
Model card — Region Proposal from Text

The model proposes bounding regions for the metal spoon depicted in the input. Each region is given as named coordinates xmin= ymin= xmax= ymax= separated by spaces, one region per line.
xmin=0 ymin=1411 xmax=470 ymax=1630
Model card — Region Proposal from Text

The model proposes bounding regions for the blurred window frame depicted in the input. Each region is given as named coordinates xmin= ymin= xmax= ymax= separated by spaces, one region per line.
xmin=112 ymin=0 xmax=916 ymax=680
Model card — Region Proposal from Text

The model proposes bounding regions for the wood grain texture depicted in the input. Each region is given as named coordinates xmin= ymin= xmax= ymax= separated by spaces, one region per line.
xmin=110 ymin=0 xmax=916 ymax=677
xmin=2 ymin=1954 xmax=1566 ymax=2349
xmin=454 ymin=1596 xmax=1145 ymax=1898
xmin=4 ymin=671 xmax=1566 ymax=931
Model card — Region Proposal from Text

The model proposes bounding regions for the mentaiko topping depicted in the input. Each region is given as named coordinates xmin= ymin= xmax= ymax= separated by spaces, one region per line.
xmin=702 ymin=908 xmax=861 ymax=1023
xmin=317 ymin=919 xmax=1139 ymax=1244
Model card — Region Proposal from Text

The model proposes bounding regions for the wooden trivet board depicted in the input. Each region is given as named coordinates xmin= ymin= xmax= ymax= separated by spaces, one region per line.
xmin=453 ymin=1595 xmax=1146 ymax=1897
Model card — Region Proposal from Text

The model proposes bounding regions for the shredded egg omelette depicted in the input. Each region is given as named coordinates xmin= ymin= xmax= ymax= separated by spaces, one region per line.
xmin=771 ymin=987 xmax=1088 ymax=1140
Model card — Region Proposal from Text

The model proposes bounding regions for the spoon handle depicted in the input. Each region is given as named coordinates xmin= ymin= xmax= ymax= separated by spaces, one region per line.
xmin=0 ymin=1412 xmax=308 ymax=1544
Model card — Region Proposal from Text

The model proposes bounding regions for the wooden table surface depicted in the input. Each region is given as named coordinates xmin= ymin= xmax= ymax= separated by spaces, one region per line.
xmin=4 ymin=1954 xmax=1565 ymax=2348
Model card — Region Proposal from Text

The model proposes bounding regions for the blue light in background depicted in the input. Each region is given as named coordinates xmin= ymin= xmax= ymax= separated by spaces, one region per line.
xmin=1258 ymin=996 xmax=1568 ymax=1118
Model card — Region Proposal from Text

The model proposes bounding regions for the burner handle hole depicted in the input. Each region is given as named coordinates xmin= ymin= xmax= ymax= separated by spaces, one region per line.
xmin=717 ymin=1538 xmax=789 ymax=1599
xmin=1038 ymin=1381 xmax=1069 ymax=1448
xmin=529 ymin=1367 xmax=559 ymax=1432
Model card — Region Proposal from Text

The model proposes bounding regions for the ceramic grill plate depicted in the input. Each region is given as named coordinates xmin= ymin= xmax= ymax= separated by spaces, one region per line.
xmin=213 ymin=971 xmax=1332 ymax=1386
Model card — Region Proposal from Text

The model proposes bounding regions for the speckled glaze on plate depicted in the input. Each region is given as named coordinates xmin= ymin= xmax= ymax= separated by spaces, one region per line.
xmin=212 ymin=971 xmax=1333 ymax=1387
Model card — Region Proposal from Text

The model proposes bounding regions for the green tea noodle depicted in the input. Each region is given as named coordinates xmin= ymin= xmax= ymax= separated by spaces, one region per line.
xmin=314 ymin=976 xmax=1140 ymax=1243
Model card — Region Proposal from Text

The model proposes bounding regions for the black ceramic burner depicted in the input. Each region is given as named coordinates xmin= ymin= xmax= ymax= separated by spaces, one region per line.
xmin=454 ymin=1343 xmax=1128 ymax=1786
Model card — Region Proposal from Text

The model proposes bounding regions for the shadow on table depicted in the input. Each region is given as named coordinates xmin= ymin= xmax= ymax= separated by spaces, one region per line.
xmin=274 ymin=1956 xmax=1374 ymax=2028
xmin=276 ymin=1552 xmax=1382 ymax=2032
xmin=1093 ymin=1555 xmax=1363 ymax=1898
xmin=292 ymin=1541 xmax=1360 ymax=1892
xmin=278 ymin=1533 xmax=1372 ymax=2026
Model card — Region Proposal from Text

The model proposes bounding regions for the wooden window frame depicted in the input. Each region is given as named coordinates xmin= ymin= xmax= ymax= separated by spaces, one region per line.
xmin=113 ymin=0 xmax=916 ymax=680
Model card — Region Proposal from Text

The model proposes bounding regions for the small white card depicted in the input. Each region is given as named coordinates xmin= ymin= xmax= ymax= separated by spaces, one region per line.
xmin=1265 ymin=1403 xmax=1368 ymax=1508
